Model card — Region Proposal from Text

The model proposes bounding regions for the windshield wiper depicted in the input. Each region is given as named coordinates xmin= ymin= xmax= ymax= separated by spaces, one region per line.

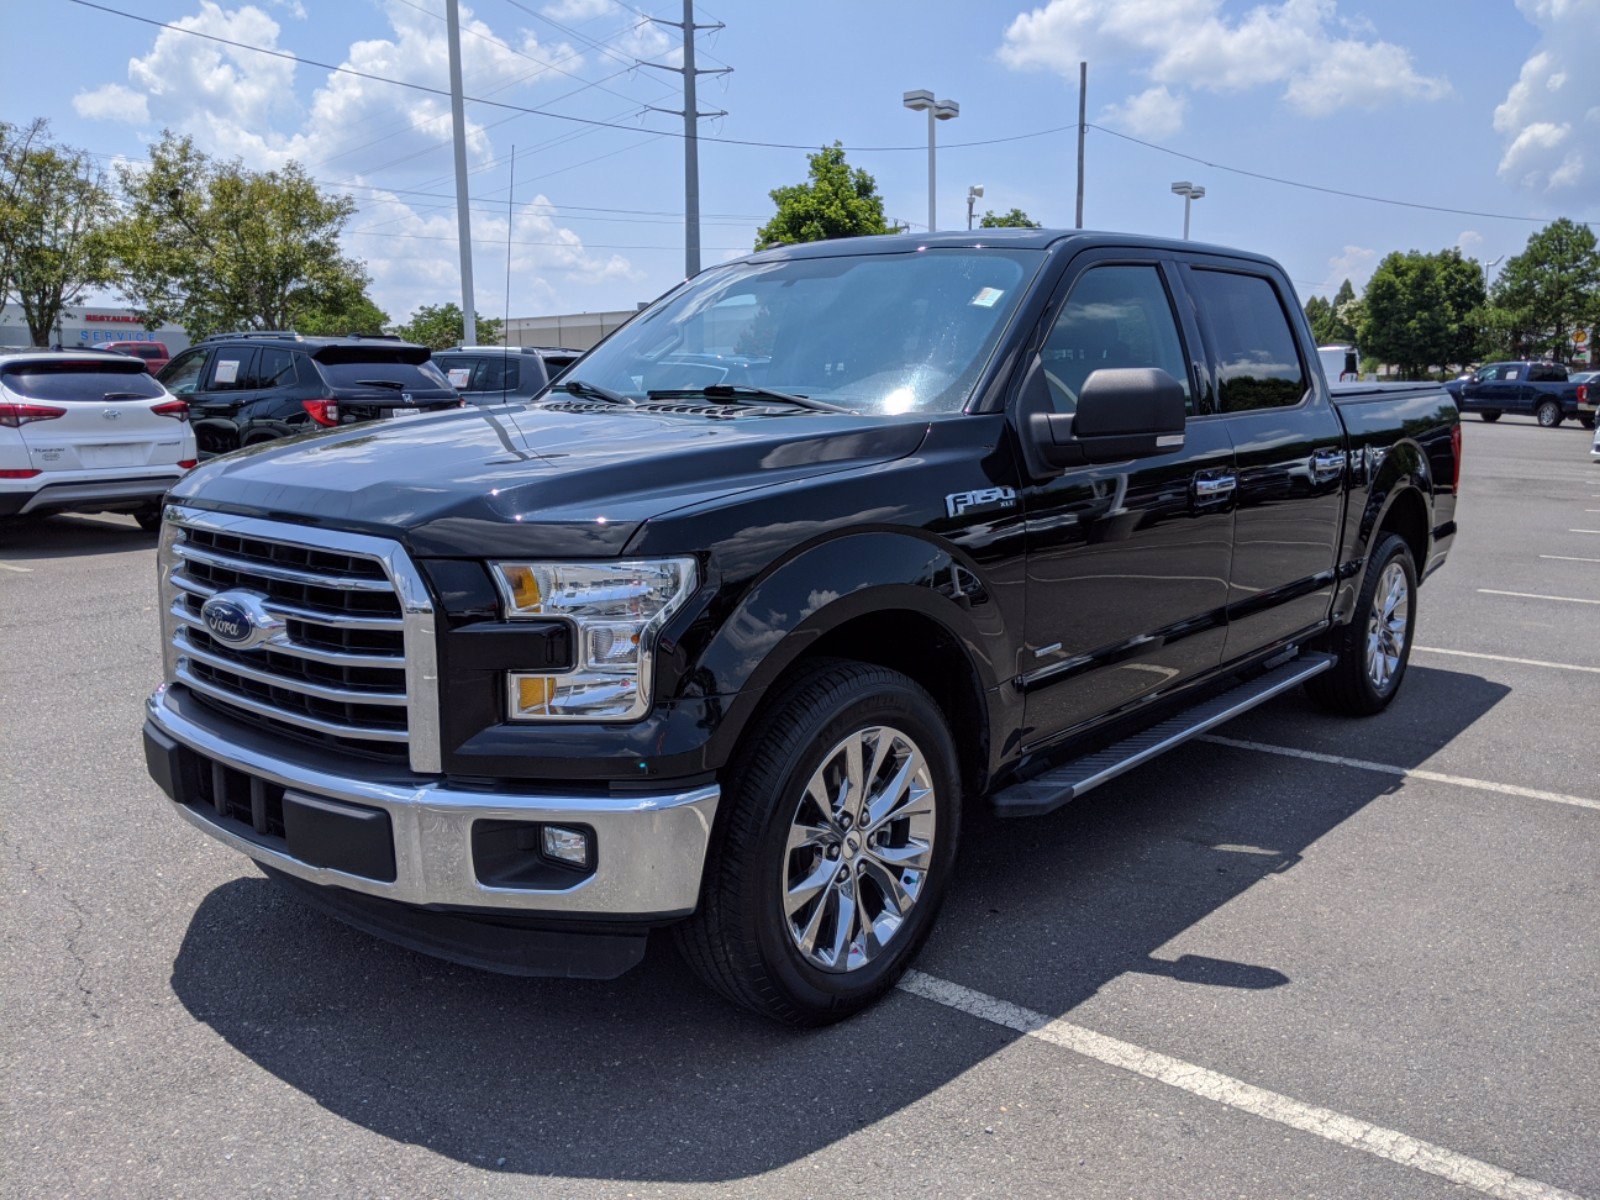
xmin=648 ymin=384 xmax=856 ymax=414
xmin=550 ymin=378 xmax=635 ymax=406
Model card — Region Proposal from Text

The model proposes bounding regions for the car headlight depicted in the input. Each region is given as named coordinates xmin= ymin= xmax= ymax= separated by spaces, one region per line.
xmin=490 ymin=558 xmax=697 ymax=722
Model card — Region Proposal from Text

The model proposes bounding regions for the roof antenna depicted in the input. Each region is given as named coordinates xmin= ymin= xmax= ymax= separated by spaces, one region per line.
xmin=503 ymin=143 xmax=514 ymax=407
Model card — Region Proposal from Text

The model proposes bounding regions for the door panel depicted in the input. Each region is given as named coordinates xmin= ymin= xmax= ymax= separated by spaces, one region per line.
xmin=1180 ymin=264 xmax=1346 ymax=658
xmin=1020 ymin=255 xmax=1235 ymax=745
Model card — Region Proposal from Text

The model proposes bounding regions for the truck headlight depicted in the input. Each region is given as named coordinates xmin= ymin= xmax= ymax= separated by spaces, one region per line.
xmin=490 ymin=558 xmax=697 ymax=722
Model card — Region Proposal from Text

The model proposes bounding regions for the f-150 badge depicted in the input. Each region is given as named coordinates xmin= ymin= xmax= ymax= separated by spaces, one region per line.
xmin=945 ymin=486 xmax=1018 ymax=519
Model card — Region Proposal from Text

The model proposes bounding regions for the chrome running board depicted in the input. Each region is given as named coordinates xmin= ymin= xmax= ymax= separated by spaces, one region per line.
xmin=993 ymin=653 xmax=1336 ymax=818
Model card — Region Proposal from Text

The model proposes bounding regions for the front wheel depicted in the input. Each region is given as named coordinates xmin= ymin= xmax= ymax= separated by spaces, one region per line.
xmin=1306 ymin=532 xmax=1417 ymax=716
xmin=1536 ymin=400 xmax=1562 ymax=428
xmin=675 ymin=660 xmax=960 ymax=1025
xmin=1580 ymin=416 xmax=1596 ymax=431
xmin=1480 ymin=411 xmax=1501 ymax=423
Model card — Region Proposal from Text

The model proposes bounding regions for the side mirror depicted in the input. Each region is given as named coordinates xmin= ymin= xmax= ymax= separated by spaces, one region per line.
xmin=1020 ymin=364 xmax=1187 ymax=474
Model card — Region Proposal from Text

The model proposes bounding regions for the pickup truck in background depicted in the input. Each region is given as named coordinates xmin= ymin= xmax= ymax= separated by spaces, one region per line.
xmin=1450 ymin=360 xmax=1590 ymax=428
xmin=142 ymin=229 xmax=1459 ymax=1025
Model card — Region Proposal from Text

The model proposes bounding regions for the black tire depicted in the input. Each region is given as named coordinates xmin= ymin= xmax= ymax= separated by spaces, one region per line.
xmin=1306 ymin=532 xmax=1417 ymax=716
xmin=1580 ymin=416 xmax=1596 ymax=431
xmin=675 ymin=659 xmax=961 ymax=1025
xmin=1536 ymin=400 xmax=1562 ymax=428
xmin=1480 ymin=411 xmax=1501 ymax=422
xmin=134 ymin=508 xmax=163 ymax=533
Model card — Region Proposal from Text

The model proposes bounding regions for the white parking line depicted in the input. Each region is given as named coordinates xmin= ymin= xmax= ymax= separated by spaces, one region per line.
xmin=1413 ymin=646 xmax=1600 ymax=675
xmin=1540 ymin=555 xmax=1600 ymax=564
xmin=897 ymin=971 xmax=1583 ymax=1200
xmin=1198 ymin=735 xmax=1600 ymax=814
xmin=1478 ymin=589 xmax=1600 ymax=606
xmin=1569 ymin=529 xmax=1600 ymax=535
xmin=0 ymin=562 xmax=31 ymax=573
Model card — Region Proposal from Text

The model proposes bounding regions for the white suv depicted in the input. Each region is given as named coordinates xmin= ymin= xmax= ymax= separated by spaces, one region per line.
xmin=0 ymin=350 xmax=197 ymax=531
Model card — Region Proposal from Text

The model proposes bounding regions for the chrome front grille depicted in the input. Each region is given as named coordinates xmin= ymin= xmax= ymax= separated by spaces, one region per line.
xmin=159 ymin=507 xmax=440 ymax=772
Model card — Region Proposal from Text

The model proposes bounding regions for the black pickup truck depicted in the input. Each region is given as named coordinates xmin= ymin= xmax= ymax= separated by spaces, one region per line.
xmin=142 ymin=229 xmax=1459 ymax=1024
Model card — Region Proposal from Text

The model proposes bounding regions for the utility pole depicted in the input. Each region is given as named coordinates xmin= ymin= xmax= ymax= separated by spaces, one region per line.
xmin=445 ymin=0 xmax=476 ymax=344
xmin=1075 ymin=61 xmax=1086 ymax=229
xmin=903 ymin=90 xmax=960 ymax=233
xmin=642 ymin=1 xmax=729 ymax=278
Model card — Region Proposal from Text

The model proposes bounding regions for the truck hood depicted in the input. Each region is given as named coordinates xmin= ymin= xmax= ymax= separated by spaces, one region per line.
xmin=169 ymin=402 xmax=930 ymax=556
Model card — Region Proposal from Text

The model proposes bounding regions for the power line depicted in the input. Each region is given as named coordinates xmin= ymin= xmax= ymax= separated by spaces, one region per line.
xmin=64 ymin=0 xmax=1074 ymax=154
xmin=1089 ymin=123 xmax=1600 ymax=229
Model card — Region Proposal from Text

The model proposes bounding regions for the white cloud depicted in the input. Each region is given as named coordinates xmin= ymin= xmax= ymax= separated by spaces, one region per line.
xmin=540 ymin=0 xmax=615 ymax=19
xmin=999 ymin=0 xmax=1447 ymax=119
xmin=69 ymin=1 xmax=639 ymax=317
xmin=72 ymin=83 xmax=149 ymax=124
xmin=1099 ymin=84 xmax=1185 ymax=138
xmin=1457 ymin=229 xmax=1483 ymax=253
xmin=1493 ymin=0 xmax=1600 ymax=198
xmin=1318 ymin=244 xmax=1376 ymax=295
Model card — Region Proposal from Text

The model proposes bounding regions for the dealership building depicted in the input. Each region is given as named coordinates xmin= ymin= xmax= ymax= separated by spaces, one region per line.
xmin=0 ymin=303 xmax=190 ymax=355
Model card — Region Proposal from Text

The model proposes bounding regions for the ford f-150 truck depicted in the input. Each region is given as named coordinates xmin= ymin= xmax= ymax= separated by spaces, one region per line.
xmin=1450 ymin=360 xmax=1589 ymax=428
xmin=142 ymin=229 xmax=1459 ymax=1024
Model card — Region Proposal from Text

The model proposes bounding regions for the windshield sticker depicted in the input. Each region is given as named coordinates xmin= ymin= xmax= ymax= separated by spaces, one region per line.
xmin=213 ymin=358 xmax=240 ymax=384
xmin=1505 ymin=368 xmax=1519 ymax=379
xmin=447 ymin=368 xmax=472 ymax=388
xmin=970 ymin=287 xmax=1005 ymax=308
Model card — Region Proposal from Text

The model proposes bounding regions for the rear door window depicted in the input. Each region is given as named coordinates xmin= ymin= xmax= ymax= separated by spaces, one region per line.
xmin=1 ymin=361 xmax=165 ymax=401
xmin=204 ymin=347 xmax=257 ymax=393
xmin=1188 ymin=269 xmax=1309 ymax=411
xmin=250 ymin=347 xmax=297 ymax=390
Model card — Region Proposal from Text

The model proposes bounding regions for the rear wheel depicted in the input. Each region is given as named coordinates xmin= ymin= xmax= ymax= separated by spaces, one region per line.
xmin=675 ymin=660 xmax=960 ymax=1025
xmin=1480 ymin=411 xmax=1501 ymax=422
xmin=134 ymin=507 xmax=163 ymax=533
xmin=1581 ymin=416 xmax=1596 ymax=431
xmin=1306 ymin=532 xmax=1417 ymax=716
xmin=1536 ymin=400 xmax=1562 ymax=428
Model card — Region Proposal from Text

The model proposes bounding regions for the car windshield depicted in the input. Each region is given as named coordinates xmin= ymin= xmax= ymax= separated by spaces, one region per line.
xmin=563 ymin=247 xmax=1041 ymax=414
xmin=1 ymin=361 xmax=165 ymax=400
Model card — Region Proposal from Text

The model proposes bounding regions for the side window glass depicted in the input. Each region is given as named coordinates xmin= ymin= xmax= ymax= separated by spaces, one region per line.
xmin=204 ymin=348 xmax=256 ymax=392
xmin=1039 ymin=264 xmax=1192 ymax=415
xmin=252 ymin=347 xmax=296 ymax=390
xmin=160 ymin=350 xmax=208 ymax=396
xmin=1189 ymin=270 xmax=1308 ymax=411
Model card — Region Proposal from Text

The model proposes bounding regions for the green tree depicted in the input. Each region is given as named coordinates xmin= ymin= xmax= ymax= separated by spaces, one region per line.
xmin=1489 ymin=218 xmax=1600 ymax=360
xmin=755 ymin=143 xmax=902 ymax=249
xmin=1359 ymin=250 xmax=1485 ymax=379
xmin=0 ymin=117 xmax=50 ymax=316
xmin=393 ymin=302 xmax=503 ymax=349
xmin=7 ymin=139 xmax=115 ymax=346
xmin=1303 ymin=294 xmax=1335 ymax=343
xmin=1326 ymin=278 xmax=1360 ymax=343
xmin=978 ymin=207 xmax=1040 ymax=228
xmin=295 ymin=271 xmax=389 ymax=336
xmin=108 ymin=131 xmax=380 ymax=340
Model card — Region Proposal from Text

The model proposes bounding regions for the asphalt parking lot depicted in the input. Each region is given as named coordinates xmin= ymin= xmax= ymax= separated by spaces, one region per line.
xmin=3 ymin=415 xmax=1597 ymax=1199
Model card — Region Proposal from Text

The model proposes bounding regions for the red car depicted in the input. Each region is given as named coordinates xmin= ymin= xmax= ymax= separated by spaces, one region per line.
xmin=100 ymin=341 xmax=171 ymax=374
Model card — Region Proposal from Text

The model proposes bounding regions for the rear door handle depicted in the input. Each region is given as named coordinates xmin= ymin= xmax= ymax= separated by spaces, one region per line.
xmin=1192 ymin=472 xmax=1236 ymax=498
xmin=1310 ymin=448 xmax=1347 ymax=480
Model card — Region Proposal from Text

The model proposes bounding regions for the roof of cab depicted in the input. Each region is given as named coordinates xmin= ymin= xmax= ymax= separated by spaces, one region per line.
xmin=740 ymin=227 xmax=1281 ymax=269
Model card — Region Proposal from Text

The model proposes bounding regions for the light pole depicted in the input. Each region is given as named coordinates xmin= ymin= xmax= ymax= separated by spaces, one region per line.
xmin=1170 ymin=180 xmax=1205 ymax=240
xmin=1483 ymin=254 xmax=1505 ymax=294
xmin=903 ymin=90 xmax=959 ymax=232
xmin=966 ymin=184 xmax=984 ymax=231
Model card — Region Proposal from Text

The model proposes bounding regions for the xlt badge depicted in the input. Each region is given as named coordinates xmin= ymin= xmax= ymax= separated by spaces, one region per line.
xmin=945 ymin=486 xmax=1017 ymax=519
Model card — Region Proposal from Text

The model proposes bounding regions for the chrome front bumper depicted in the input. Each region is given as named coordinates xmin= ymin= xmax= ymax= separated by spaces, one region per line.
xmin=146 ymin=686 xmax=720 ymax=918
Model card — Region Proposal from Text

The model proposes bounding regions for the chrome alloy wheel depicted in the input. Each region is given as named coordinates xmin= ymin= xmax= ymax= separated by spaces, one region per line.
xmin=1365 ymin=560 xmax=1411 ymax=692
xmin=781 ymin=726 xmax=937 ymax=974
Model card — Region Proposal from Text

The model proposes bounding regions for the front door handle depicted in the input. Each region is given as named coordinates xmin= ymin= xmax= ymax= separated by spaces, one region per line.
xmin=1192 ymin=472 xmax=1237 ymax=499
xmin=1310 ymin=448 xmax=1347 ymax=481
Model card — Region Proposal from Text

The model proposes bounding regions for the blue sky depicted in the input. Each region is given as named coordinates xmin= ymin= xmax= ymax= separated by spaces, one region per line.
xmin=7 ymin=0 xmax=1598 ymax=325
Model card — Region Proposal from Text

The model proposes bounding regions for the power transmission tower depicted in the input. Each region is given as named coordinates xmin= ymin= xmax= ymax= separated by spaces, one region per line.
xmin=640 ymin=0 xmax=730 ymax=278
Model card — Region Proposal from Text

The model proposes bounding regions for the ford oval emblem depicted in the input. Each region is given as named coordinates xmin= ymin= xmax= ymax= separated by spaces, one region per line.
xmin=199 ymin=590 xmax=282 ymax=650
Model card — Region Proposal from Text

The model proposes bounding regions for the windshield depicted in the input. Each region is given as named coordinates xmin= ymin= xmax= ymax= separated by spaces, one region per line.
xmin=564 ymin=247 xmax=1041 ymax=414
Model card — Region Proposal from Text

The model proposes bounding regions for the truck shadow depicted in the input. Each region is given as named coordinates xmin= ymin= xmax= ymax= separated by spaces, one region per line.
xmin=0 ymin=512 xmax=156 ymax=558
xmin=168 ymin=665 xmax=1510 ymax=1183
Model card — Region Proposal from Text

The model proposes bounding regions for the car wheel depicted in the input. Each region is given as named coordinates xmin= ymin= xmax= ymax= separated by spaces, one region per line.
xmin=1536 ymin=400 xmax=1562 ymax=428
xmin=1306 ymin=532 xmax=1417 ymax=716
xmin=1581 ymin=417 xmax=1596 ymax=431
xmin=1480 ymin=411 xmax=1500 ymax=422
xmin=675 ymin=659 xmax=960 ymax=1025
xmin=134 ymin=507 xmax=163 ymax=533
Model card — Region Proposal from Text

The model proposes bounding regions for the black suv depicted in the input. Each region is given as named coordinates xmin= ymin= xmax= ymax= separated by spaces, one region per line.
xmin=432 ymin=344 xmax=581 ymax=406
xmin=157 ymin=333 xmax=460 ymax=457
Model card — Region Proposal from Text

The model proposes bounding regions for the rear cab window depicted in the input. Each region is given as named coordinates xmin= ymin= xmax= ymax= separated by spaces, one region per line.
xmin=1188 ymin=269 xmax=1308 ymax=411
xmin=1 ymin=359 xmax=165 ymax=401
